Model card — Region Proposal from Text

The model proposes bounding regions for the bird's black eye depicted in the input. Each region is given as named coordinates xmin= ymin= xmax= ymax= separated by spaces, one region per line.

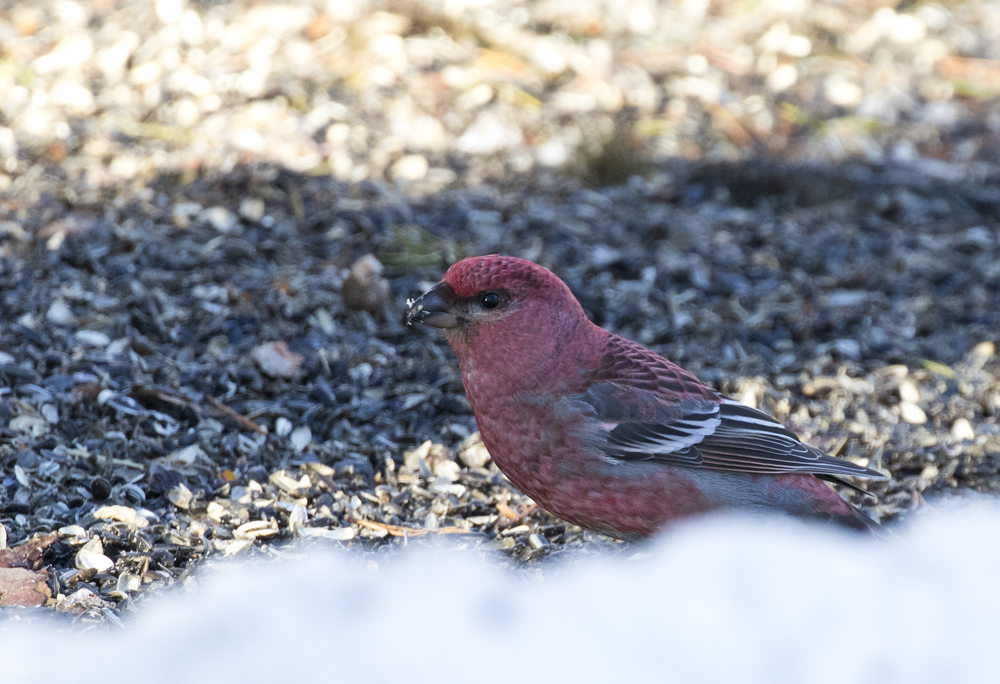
xmin=481 ymin=292 xmax=500 ymax=309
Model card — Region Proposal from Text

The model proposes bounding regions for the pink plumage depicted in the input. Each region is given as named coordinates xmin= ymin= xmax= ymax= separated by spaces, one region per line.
xmin=406 ymin=255 xmax=886 ymax=539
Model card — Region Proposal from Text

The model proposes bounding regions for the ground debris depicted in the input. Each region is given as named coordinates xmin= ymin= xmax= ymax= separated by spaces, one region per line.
xmin=1 ymin=0 xmax=999 ymax=625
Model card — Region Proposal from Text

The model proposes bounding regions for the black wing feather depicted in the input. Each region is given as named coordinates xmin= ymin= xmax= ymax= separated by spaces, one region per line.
xmin=595 ymin=397 xmax=885 ymax=480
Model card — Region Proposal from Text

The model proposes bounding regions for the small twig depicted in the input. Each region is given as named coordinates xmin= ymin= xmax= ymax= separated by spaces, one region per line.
xmin=204 ymin=395 xmax=266 ymax=434
xmin=352 ymin=518 xmax=472 ymax=537
xmin=496 ymin=501 xmax=536 ymax=526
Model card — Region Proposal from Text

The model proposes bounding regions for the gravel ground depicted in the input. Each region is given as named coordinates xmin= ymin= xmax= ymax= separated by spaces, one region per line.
xmin=1 ymin=0 xmax=999 ymax=623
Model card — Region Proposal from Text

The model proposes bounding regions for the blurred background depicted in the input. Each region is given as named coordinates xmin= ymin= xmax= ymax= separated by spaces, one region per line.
xmin=2 ymin=0 xmax=1000 ymax=190
xmin=0 ymin=0 xmax=999 ymax=623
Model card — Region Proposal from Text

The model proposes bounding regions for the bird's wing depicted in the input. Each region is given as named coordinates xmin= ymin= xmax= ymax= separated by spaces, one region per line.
xmin=574 ymin=336 xmax=886 ymax=480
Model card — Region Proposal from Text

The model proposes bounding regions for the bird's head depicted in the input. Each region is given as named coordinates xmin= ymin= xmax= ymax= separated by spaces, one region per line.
xmin=405 ymin=255 xmax=589 ymax=346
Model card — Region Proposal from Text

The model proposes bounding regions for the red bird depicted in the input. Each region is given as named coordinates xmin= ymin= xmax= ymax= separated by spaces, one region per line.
xmin=406 ymin=256 xmax=886 ymax=539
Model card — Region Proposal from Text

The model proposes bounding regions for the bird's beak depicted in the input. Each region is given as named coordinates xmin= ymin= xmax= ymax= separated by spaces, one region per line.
xmin=405 ymin=282 xmax=459 ymax=329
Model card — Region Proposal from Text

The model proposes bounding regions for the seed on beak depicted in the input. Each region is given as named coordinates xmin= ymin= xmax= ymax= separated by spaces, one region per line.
xmin=405 ymin=283 xmax=459 ymax=329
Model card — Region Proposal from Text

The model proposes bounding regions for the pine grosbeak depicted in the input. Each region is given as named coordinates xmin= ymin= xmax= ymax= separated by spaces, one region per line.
xmin=407 ymin=256 xmax=885 ymax=538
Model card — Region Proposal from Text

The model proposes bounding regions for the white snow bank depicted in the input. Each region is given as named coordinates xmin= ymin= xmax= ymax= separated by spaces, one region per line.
xmin=5 ymin=504 xmax=1000 ymax=684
